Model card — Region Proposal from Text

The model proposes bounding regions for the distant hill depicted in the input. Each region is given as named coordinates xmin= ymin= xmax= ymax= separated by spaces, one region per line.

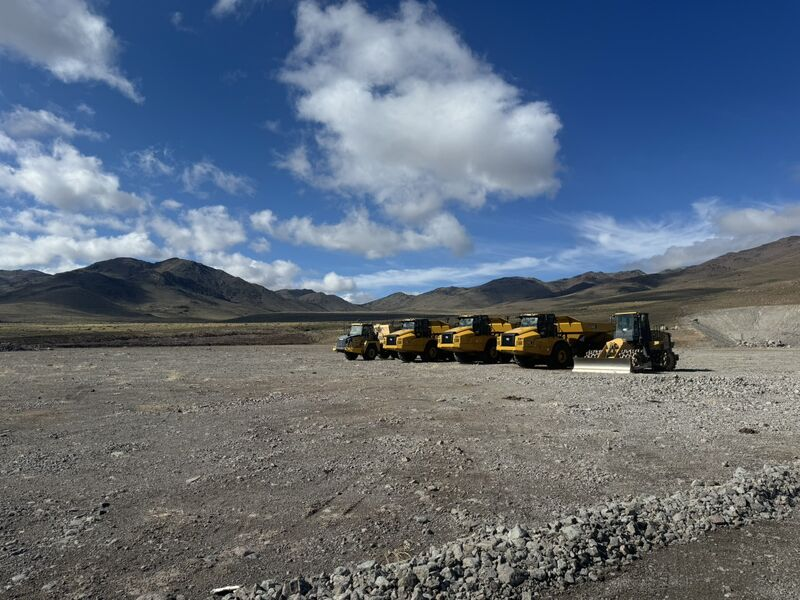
xmin=363 ymin=236 xmax=800 ymax=322
xmin=1 ymin=237 xmax=798 ymax=323
xmin=0 ymin=258 xmax=358 ymax=322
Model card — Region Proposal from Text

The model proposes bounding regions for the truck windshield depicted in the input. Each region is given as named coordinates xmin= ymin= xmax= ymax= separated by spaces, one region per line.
xmin=520 ymin=316 xmax=539 ymax=328
xmin=348 ymin=325 xmax=363 ymax=336
xmin=458 ymin=317 xmax=474 ymax=327
xmin=614 ymin=315 xmax=637 ymax=341
xmin=401 ymin=320 xmax=416 ymax=330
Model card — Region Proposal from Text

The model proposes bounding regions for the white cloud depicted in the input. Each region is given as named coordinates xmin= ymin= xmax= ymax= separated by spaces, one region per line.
xmin=0 ymin=0 xmax=142 ymax=102
xmin=160 ymin=199 xmax=182 ymax=211
xmin=250 ymin=237 xmax=271 ymax=253
xmin=127 ymin=147 xmax=174 ymax=177
xmin=200 ymin=251 xmax=300 ymax=289
xmin=150 ymin=205 xmax=246 ymax=255
xmin=0 ymin=229 xmax=159 ymax=273
xmin=211 ymin=0 xmax=264 ymax=19
xmin=170 ymin=11 xmax=194 ymax=33
xmin=0 ymin=206 xmax=128 ymax=238
xmin=254 ymin=207 xmax=471 ymax=258
xmin=0 ymin=140 xmax=145 ymax=212
xmin=76 ymin=103 xmax=95 ymax=116
xmin=301 ymin=271 xmax=356 ymax=294
xmin=1 ymin=106 xmax=103 ymax=140
xmin=280 ymin=0 xmax=561 ymax=223
xmin=572 ymin=199 xmax=800 ymax=272
xmin=181 ymin=160 xmax=254 ymax=196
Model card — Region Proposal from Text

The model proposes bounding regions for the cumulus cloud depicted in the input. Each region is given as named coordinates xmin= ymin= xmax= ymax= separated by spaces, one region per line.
xmin=200 ymin=251 xmax=300 ymax=289
xmin=1 ymin=106 xmax=103 ymax=140
xmin=150 ymin=205 xmax=246 ymax=255
xmin=0 ymin=140 xmax=145 ymax=212
xmin=181 ymin=160 xmax=254 ymax=197
xmin=0 ymin=230 xmax=159 ymax=272
xmin=280 ymin=0 xmax=561 ymax=223
xmin=301 ymin=271 xmax=356 ymax=294
xmin=0 ymin=0 xmax=142 ymax=102
xmin=251 ymin=207 xmax=471 ymax=258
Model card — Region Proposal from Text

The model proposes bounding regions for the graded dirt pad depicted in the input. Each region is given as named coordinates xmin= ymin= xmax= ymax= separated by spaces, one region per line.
xmin=1 ymin=346 xmax=799 ymax=599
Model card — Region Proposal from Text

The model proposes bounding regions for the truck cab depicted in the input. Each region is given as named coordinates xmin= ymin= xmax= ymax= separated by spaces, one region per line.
xmin=383 ymin=318 xmax=451 ymax=362
xmin=438 ymin=315 xmax=513 ymax=364
xmin=334 ymin=323 xmax=382 ymax=361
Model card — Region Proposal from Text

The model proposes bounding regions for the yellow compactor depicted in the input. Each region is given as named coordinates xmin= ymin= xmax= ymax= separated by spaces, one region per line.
xmin=438 ymin=315 xmax=514 ymax=364
xmin=382 ymin=318 xmax=452 ymax=362
xmin=497 ymin=313 xmax=614 ymax=368
xmin=572 ymin=312 xmax=679 ymax=374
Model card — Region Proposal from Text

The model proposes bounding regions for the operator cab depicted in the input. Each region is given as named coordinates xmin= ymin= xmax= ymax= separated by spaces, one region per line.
xmin=613 ymin=313 xmax=652 ymax=345
xmin=459 ymin=315 xmax=490 ymax=336
xmin=347 ymin=323 xmax=376 ymax=340
xmin=401 ymin=318 xmax=432 ymax=337
xmin=519 ymin=313 xmax=557 ymax=337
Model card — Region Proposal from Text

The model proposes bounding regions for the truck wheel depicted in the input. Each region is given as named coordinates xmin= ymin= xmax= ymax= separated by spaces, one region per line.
xmin=363 ymin=345 xmax=377 ymax=361
xmin=658 ymin=351 xmax=677 ymax=371
xmin=420 ymin=342 xmax=439 ymax=362
xmin=344 ymin=352 xmax=358 ymax=361
xmin=548 ymin=342 xmax=573 ymax=369
xmin=454 ymin=353 xmax=473 ymax=364
xmin=399 ymin=352 xmax=417 ymax=363
xmin=378 ymin=349 xmax=391 ymax=360
xmin=498 ymin=353 xmax=512 ymax=364
xmin=482 ymin=340 xmax=499 ymax=364
xmin=516 ymin=355 xmax=536 ymax=368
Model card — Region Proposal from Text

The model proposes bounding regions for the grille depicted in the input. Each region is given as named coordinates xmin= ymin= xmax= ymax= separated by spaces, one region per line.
xmin=336 ymin=337 xmax=348 ymax=350
xmin=386 ymin=335 xmax=397 ymax=345
xmin=501 ymin=333 xmax=517 ymax=347
xmin=441 ymin=333 xmax=454 ymax=344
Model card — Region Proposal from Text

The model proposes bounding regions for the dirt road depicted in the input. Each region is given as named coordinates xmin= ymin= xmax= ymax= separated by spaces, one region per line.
xmin=1 ymin=346 xmax=798 ymax=598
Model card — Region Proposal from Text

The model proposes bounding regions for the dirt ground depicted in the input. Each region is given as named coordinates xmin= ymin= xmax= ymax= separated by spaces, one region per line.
xmin=1 ymin=345 xmax=799 ymax=599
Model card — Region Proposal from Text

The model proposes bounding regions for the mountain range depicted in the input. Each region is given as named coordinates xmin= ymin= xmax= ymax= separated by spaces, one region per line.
xmin=1 ymin=236 xmax=798 ymax=322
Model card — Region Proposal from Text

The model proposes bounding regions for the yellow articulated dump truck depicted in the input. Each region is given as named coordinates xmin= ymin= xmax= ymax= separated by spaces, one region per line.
xmin=382 ymin=318 xmax=452 ymax=362
xmin=497 ymin=313 xmax=614 ymax=369
xmin=438 ymin=315 xmax=514 ymax=364
xmin=572 ymin=312 xmax=679 ymax=374
xmin=334 ymin=322 xmax=394 ymax=361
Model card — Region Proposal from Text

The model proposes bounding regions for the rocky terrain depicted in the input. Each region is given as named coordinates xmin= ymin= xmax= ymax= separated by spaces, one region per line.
xmin=1 ymin=345 xmax=799 ymax=598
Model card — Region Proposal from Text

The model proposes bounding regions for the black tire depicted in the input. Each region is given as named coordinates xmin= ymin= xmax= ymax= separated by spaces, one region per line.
xmin=454 ymin=352 xmax=473 ymax=364
xmin=378 ymin=349 xmax=391 ymax=360
xmin=399 ymin=352 xmax=417 ymax=363
xmin=482 ymin=339 xmax=499 ymax=364
xmin=655 ymin=350 xmax=677 ymax=371
xmin=498 ymin=353 xmax=512 ymax=364
xmin=516 ymin=355 xmax=537 ymax=368
xmin=344 ymin=352 xmax=358 ymax=361
xmin=420 ymin=342 xmax=439 ymax=362
xmin=363 ymin=345 xmax=377 ymax=361
xmin=548 ymin=341 xmax=573 ymax=369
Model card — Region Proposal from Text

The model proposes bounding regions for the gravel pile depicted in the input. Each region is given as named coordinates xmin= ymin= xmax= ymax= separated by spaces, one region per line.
xmin=215 ymin=463 xmax=799 ymax=600
xmin=736 ymin=339 xmax=791 ymax=348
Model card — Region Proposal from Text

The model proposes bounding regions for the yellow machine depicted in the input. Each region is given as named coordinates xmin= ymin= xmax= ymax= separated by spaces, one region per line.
xmin=572 ymin=312 xmax=679 ymax=374
xmin=497 ymin=313 xmax=614 ymax=368
xmin=334 ymin=323 xmax=393 ymax=361
xmin=383 ymin=318 xmax=452 ymax=362
xmin=438 ymin=315 xmax=514 ymax=364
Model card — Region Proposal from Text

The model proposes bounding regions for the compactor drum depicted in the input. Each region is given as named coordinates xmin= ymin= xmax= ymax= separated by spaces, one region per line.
xmin=572 ymin=312 xmax=679 ymax=374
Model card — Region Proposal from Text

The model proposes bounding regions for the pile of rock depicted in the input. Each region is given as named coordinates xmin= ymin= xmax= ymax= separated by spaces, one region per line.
xmin=736 ymin=339 xmax=790 ymax=348
xmin=213 ymin=464 xmax=799 ymax=599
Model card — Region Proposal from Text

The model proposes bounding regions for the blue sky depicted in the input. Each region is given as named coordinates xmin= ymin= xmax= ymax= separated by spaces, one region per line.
xmin=1 ymin=0 xmax=800 ymax=301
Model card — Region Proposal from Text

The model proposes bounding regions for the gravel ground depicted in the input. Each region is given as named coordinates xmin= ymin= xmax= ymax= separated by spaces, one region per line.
xmin=1 ymin=345 xmax=799 ymax=599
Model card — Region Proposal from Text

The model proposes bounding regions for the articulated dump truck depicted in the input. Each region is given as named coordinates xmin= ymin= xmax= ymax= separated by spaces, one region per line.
xmin=497 ymin=313 xmax=614 ymax=369
xmin=382 ymin=318 xmax=452 ymax=362
xmin=572 ymin=312 xmax=679 ymax=374
xmin=334 ymin=322 xmax=396 ymax=361
xmin=438 ymin=315 xmax=513 ymax=364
